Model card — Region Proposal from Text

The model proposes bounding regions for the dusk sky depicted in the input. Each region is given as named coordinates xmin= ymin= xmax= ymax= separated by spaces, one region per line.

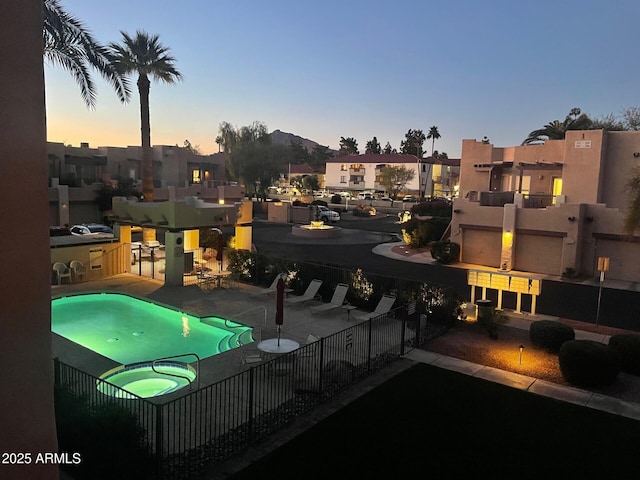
xmin=45 ymin=0 xmax=640 ymax=157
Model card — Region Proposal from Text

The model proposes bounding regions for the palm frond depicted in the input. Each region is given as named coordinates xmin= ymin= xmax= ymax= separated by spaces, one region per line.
xmin=43 ymin=0 xmax=130 ymax=108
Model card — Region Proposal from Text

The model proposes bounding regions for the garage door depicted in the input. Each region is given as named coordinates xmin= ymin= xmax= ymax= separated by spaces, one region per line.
xmin=594 ymin=240 xmax=640 ymax=283
xmin=514 ymin=234 xmax=563 ymax=275
xmin=462 ymin=229 xmax=501 ymax=267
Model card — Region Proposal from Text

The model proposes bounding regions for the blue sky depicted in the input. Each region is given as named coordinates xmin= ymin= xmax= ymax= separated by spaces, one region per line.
xmin=45 ymin=0 xmax=640 ymax=157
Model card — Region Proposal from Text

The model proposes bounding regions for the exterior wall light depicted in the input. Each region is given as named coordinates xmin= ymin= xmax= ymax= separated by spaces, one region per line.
xmin=567 ymin=216 xmax=576 ymax=222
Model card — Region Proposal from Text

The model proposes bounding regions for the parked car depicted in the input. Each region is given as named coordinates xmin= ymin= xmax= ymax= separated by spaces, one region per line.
xmin=378 ymin=197 xmax=393 ymax=202
xmin=70 ymin=223 xmax=114 ymax=238
xmin=316 ymin=205 xmax=341 ymax=222
xmin=402 ymin=195 xmax=417 ymax=202
xmin=49 ymin=226 xmax=71 ymax=237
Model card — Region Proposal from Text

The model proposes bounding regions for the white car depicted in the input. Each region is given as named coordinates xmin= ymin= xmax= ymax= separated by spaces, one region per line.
xmin=70 ymin=223 xmax=114 ymax=239
xmin=316 ymin=205 xmax=341 ymax=222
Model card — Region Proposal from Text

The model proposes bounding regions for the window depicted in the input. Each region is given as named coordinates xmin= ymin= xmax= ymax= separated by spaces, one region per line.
xmin=340 ymin=164 xmax=347 ymax=171
xmin=340 ymin=176 xmax=347 ymax=183
xmin=192 ymin=169 xmax=201 ymax=184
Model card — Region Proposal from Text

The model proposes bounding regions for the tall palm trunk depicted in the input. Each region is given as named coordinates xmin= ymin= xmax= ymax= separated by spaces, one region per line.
xmin=138 ymin=74 xmax=155 ymax=242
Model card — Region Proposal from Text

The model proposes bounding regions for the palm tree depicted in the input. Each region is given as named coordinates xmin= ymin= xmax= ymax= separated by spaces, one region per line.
xmin=522 ymin=108 xmax=593 ymax=145
xmin=43 ymin=0 xmax=130 ymax=109
xmin=427 ymin=126 xmax=441 ymax=155
xmin=108 ymin=30 xmax=182 ymax=241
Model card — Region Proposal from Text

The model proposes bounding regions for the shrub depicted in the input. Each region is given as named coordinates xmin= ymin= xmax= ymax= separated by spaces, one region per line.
xmin=427 ymin=304 xmax=457 ymax=328
xmin=411 ymin=200 xmax=452 ymax=218
xmin=401 ymin=217 xmax=449 ymax=248
xmin=608 ymin=334 xmax=640 ymax=375
xmin=331 ymin=194 xmax=342 ymax=204
xmin=430 ymin=241 xmax=460 ymax=264
xmin=310 ymin=199 xmax=328 ymax=207
xmin=559 ymin=340 xmax=619 ymax=387
xmin=352 ymin=204 xmax=376 ymax=217
xmin=55 ymin=385 xmax=154 ymax=479
xmin=529 ymin=320 xmax=575 ymax=353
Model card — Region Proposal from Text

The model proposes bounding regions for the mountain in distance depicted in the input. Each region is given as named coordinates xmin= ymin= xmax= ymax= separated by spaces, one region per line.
xmin=269 ymin=129 xmax=337 ymax=155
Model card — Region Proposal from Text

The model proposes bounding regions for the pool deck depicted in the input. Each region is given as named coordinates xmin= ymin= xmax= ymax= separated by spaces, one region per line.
xmin=52 ymin=273 xmax=367 ymax=397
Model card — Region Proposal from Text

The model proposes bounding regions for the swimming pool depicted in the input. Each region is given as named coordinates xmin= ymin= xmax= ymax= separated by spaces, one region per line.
xmin=51 ymin=292 xmax=253 ymax=365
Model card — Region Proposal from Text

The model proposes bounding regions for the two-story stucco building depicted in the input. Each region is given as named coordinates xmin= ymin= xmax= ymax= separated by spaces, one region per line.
xmin=47 ymin=142 xmax=233 ymax=226
xmin=324 ymin=153 xmax=459 ymax=198
xmin=451 ymin=129 xmax=640 ymax=282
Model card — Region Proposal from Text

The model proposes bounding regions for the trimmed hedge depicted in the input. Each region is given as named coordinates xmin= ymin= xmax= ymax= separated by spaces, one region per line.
xmin=430 ymin=241 xmax=460 ymax=264
xmin=559 ymin=340 xmax=619 ymax=387
xmin=608 ymin=334 xmax=640 ymax=375
xmin=529 ymin=320 xmax=575 ymax=353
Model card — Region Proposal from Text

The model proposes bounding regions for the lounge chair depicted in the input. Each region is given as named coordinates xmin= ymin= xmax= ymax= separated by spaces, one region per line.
xmin=285 ymin=279 xmax=323 ymax=305
xmin=297 ymin=333 xmax=321 ymax=358
xmin=251 ymin=273 xmax=287 ymax=296
xmin=309 ymin=283 xmax=349 ymax=315
xmin=52 ymin=262 xmax=72 ymax=285
xmin=69 ymin=260 xmax=86 ymax=282
xmin=355 ymin=294 xmax=396 ymax=321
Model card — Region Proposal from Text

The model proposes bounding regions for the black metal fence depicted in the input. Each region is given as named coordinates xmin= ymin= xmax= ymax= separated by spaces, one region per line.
xmin=54 ymin=306 xmax=441 ymax=479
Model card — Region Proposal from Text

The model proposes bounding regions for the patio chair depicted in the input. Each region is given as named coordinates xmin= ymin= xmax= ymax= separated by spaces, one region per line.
xmin=309 ymin=283 xmax=349 ymax=315
xmin=69 ymin=260 xmax=86 ymax=282
xmin=251 ymin=273 xmax=287 ymax=296
xmin=222 ymin=271 xmax=241 ymax=289
xmin=241 ymin=348 xmax=264 ymax=368
xmin=355 ymin=294 xmax=396 ymax=322
xmin=285 ymin=279 xmax=323 ymax=305
xmin=52 ymin=262 xmax=72 ymax=285
xmin=259 ymin=327 xmax=280 ymax=342
xmin=296 ymin=333 xmax=321 ymax=359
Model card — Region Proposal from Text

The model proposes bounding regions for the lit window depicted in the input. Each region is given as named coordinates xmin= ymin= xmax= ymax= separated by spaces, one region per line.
xmin=341 ymin=164 xmax=347 ymax=171
xmin=192 ymin=170 xmax=201 ymax=184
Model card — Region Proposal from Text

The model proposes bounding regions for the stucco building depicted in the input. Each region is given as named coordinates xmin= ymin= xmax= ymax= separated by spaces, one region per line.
xmin=324 ymin=153 xmax=459 ymax=198
xmin=451 ymin=130 xmax=640 ymax=282
xmin=47 ymin=142 xmax=232 ymax=226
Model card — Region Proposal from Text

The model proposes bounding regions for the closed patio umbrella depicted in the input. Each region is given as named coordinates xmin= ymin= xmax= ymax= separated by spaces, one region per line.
xmin=275 ymin=277 xmax=284 ymax=346
xmin=216 ymin=232 xmax=224 ymax=271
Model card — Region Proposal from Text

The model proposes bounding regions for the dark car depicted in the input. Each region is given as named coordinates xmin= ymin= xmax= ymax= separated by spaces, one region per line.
xmin=49 ymin=226 xmax=71 ymax=237
xmin=70 ymin=223 xmax=114 ymax=239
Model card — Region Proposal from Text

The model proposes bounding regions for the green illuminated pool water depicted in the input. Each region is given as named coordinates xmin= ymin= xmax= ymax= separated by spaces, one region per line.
xmin=52 ymin=292 xmax=253 ymax=364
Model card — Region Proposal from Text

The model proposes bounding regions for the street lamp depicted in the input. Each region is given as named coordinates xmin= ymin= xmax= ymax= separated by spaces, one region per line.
xmin=596 ymin=257 xmax=610 ymax=327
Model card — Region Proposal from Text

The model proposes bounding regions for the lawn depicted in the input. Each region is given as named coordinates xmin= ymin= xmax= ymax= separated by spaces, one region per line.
xmin=228 ymin=363 xmax=640 ymax=478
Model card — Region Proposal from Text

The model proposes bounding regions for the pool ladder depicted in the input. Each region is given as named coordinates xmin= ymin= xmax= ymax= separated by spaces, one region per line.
xmin=151 ymin=353 xmax=200 ymax=391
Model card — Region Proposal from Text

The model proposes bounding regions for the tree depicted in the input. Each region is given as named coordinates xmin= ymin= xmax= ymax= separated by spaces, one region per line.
xmin=522 ymin=108 xmax=593 ymax=145
xmin=622 ymin=107 xmax=640 ymax=131
xmin=378 ymin=165 xmax=415 ymax=205
xmin=109 ymin=30 xmax=182 ymax=241
xmin=338 ymin=136 xmax=359 ymax=156
xmin=433 ymin=150 xmax=448 ymax=159
xmin=302 ymin=174 xmax=320 ymax=196
xmin=182 ymin=139 xmax=201 ymax=154
xmin=217 ymin=121 xmax=237 ymax=153
xmin=365 ymin=137 xmax=381 ymax=154
xmin=288 ymin=141 xmax=310 ymax=164
xmin=427 ymin=126 xmax=441 ymax=155
xmin=400 ymin=129 xmax=426 ymax=157
xmin=383 ymin=142 xmax=396 ymax=154
xmin=43 ymin=0 xmax=130 ymax=109
xmin=310 ymin=144 xmax=333 ymax=169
